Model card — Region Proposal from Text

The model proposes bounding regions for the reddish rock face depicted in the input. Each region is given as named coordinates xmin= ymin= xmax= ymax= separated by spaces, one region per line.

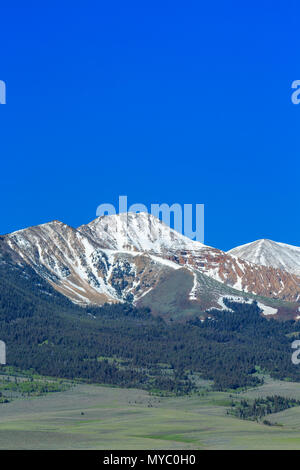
xmin=164 ymin=246 xmax=300 ymax=303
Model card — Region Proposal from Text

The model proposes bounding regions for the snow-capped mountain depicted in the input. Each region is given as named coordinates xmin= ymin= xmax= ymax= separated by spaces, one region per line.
xmin=79 ymin=214 xmax=300 ymax=303
xmin=4 ymin=219 xmax=180 ymax=305
xmin=78 ymin=212 xmax=205 ymax=253
xmin=2 ymin=213 xmax=300 ymax=312
xmin=228 ymin=239 xmax=300 ymax=276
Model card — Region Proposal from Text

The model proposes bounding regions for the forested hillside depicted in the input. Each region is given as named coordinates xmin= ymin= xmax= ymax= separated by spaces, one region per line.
xmin=1 ymin=256 xmax=300 ymax=392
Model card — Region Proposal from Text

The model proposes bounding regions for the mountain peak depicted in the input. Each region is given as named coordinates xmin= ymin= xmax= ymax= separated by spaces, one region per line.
xmin=78 ymin=212 xmax=205 ymax=253
xmin=228 ymin=238 xmax=300 ymax=275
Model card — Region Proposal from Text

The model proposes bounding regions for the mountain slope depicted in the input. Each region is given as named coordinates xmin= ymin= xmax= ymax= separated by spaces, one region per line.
xmin=4 ymin=219 xmax=181 ymax=305
xmin=228 ymin=239 xmax=300 ymax=276
xmin=2 ymin=213 xmax=300 ymax=310
xmin=79 ymin=213 xmax=300 ymax=303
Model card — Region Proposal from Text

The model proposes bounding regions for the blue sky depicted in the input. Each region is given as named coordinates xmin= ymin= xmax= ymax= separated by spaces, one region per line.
xmin=0 ymin=1 xmax=299 ymax=251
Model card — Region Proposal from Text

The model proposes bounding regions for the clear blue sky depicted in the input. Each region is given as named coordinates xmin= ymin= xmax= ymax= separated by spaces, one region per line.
xmin=0 ymin=1 xmax=300 ymax=251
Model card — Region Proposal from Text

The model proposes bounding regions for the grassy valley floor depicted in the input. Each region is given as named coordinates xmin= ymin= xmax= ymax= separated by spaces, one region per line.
xmin=0 ymin=374 xmax=300 ymax=449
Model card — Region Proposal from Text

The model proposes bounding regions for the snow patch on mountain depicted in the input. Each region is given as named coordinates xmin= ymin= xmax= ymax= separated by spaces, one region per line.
xmin=216 ymin=295 xmax=278 ymax=315
xmin=189 ymin=272 xmax=198 ymax=300
xmin=149 ymin=254 xmax=181 ymax=270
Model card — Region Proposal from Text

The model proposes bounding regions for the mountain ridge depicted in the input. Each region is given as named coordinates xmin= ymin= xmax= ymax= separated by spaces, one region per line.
xmin=1 ymin=213 xmax=300 ymax=314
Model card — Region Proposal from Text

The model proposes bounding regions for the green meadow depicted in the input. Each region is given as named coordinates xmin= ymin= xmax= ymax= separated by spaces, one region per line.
xmin=0 ymin=373 xmax=300 ymax=449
